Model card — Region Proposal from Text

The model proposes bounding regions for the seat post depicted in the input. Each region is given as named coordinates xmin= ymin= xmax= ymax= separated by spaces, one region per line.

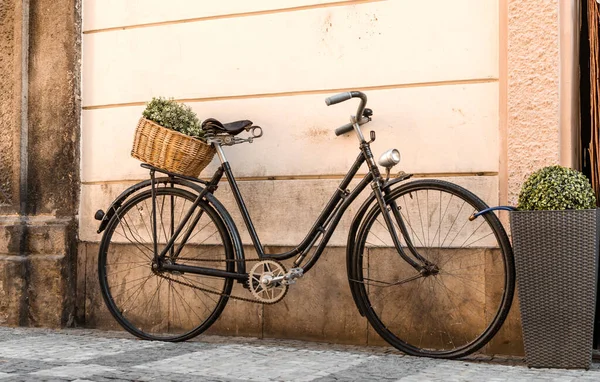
xmin=213 ymin=143 xmax=228 ymax=165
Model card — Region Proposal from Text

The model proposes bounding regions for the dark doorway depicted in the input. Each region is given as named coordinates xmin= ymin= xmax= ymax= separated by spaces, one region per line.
xmin=581 ymin=0 xmax=591 ymax=178
xmin=580 ymin=0 xmax=600 ymax=351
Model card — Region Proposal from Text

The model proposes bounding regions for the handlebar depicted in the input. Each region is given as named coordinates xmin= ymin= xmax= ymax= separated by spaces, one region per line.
xmin=325 ymin=92 xmax=352 ymax=106
xmin=325 ymin=91 xmax=369 ymax=136
xmin=335 ymin=117 xmax=370 ymax=136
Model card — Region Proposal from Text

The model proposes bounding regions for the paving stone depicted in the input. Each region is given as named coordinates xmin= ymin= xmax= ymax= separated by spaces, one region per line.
xmin=0 ymin=327 xmax=596 ymax=381
xmin=30 ymin=364 xmax=117 ymax=379
xmin=0 ymin=334 xmax=162 ymax=363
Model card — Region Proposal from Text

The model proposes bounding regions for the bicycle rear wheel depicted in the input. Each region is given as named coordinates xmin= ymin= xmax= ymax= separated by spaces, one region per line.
xmin=351 ymin=179 xmax=514 ymax=358
xmin=98 ymin=186 xmax=234 ymax=341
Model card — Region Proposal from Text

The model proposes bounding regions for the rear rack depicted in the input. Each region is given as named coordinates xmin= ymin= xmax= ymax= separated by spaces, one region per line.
xmin=140 ymin=163 xmax=210 ymax=185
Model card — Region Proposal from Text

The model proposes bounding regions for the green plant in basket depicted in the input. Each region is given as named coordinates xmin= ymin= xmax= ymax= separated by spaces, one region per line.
xmin=142 ymin=97 xmax=205 ymax=140
xmin=517 ymin=165 xmax=596 ymax=210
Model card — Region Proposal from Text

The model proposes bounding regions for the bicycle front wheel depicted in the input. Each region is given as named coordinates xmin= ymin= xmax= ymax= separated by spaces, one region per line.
xmin=351 ymin=179 xmax=514 ymax=358
xmin=98 ymin=186 xmax=235 ymax=341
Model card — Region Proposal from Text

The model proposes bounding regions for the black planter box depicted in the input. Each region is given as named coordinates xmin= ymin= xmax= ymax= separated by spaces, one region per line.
xmin=510 ymin=209 xmax=599 ymax=369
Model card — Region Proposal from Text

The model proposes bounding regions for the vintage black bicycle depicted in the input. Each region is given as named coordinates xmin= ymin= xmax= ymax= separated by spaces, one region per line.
xmin=95 ymin=91 xmax=515 ymax=359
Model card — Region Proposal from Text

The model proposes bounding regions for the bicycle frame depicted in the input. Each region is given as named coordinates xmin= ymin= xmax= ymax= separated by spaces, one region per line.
xmin=157 ymin=141 xmax=427 ymax=281
xmin=154 ymin=92 xmax=431 ymax=280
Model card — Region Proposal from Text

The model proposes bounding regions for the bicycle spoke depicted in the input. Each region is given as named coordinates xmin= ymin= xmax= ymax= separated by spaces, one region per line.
xmin=432 ymin=276 xmax=472 ymax=346
xmin=430 ymin=192 xmax=453 ymax=245
xmin=140 ymin=199 xmax=155 ymax=243
xmin=109 ymin=274 xmax=156 ymax=299
xmin=415 ymin=192 xmax=428 ymax=249
xmin=106 ymin=263 xmax=150 ymax=276
xmin=462 ymin=231 xmax=494 ymax=248
xmin=107 ymin=259 xmax=149 ymax=267
xmin=171 ymin=281 xmax=206 ymax=324
xmin=426 ymin=190 xmax=430 ymax=246
xmin=398 ymin=205 xmax=426 ymax=248
xmin=179 ymin=274 xmax=221 ymax=305
xmin=439 ymin=201 xmax=466 ymax=248
xmin=115 ymin=215 xmax=154 ymax=256
xmin=114 ymin=275 xmax=154 ymax=312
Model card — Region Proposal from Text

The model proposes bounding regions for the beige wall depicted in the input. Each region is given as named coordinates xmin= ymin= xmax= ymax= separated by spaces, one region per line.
xmin=81 ymin=0 xmax=501 ymax=245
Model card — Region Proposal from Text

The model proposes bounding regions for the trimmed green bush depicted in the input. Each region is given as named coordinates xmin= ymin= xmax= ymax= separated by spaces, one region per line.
xmin=517 ymin=165 xmax=596 ymax=210
xmin=142 ymin=97 xmax=205 ymax=140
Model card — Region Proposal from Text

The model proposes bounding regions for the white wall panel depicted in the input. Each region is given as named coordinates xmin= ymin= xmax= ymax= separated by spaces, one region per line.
xmin=83 ymin=0 xmax=353 ymax=32
xmin=82 ymin=0 xmax=498 ymax=107
xmin=81 ymin=84 xmax=498 ymax=183
xmin=81 ymin=0 xmax=502 ymax=247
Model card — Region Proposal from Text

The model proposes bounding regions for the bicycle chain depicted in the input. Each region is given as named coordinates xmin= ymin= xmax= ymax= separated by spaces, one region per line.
xmin=154 ymin=256 xmax=285 ymax=305
xmin=176 ymin=257 xmax=264 ymax=263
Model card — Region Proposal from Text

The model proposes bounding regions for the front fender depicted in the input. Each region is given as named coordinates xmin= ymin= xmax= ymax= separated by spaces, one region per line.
xmin=346 ymin=173 xmax=412 ymax=316
xmin=95 ymin=177 xmax=246 ymax=274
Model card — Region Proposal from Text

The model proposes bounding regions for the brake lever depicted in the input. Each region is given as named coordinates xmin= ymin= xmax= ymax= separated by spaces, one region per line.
xmin=367 ymin=130 xmax=376 ymax=144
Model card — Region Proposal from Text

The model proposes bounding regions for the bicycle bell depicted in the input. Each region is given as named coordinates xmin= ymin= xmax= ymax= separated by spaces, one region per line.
xmin=378 ymin=149 xmax=401 ymax=180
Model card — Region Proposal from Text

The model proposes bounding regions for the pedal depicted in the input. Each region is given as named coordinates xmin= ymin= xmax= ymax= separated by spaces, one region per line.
xmin=282 ymin=268 xmax=304 ymax=285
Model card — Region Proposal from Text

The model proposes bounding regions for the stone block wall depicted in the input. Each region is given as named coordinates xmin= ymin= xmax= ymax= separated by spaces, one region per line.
xmin=0 ymin=0 xmax=81 ymax=327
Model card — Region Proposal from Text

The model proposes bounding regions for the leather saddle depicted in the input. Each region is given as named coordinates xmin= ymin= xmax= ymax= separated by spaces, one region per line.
xmin=202 ymin=118 xmax=252 ymax=136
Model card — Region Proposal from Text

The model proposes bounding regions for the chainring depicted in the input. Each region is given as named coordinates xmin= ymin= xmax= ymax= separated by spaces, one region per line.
xmin=247 ymin=260 xmax=288 ymax=304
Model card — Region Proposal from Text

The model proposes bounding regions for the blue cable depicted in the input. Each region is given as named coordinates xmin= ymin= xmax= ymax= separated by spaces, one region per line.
xmin=469 ymin=206 xmax=517 ymax=221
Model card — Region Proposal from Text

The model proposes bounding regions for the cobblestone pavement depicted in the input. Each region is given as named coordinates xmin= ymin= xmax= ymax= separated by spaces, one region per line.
xmin=0 ymin=327 xmax=598 ymax=381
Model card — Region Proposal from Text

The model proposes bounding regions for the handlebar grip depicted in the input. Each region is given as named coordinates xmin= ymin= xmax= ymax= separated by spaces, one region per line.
xmin=334 ymin=117 xmax=370 ymax=136
xmin=334 ymin=122 xmax=354 ymax=136
xmin=325 ymin=92 xmax=352 ymax=106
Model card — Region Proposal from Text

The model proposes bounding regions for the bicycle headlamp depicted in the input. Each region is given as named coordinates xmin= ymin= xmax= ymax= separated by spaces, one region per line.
xmin=378 ymin=149 xmax=401 ymax=168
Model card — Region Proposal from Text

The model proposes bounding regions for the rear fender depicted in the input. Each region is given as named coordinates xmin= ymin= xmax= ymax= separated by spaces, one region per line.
xmin=95 ymin=177 xmax=246 ymax=274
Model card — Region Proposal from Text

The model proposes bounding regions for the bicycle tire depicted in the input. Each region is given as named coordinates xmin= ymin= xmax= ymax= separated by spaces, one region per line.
xmin=351 ymin=179 xmax=515 ymax=358
xmin=98 ymin=186 xmax=234 ymax=341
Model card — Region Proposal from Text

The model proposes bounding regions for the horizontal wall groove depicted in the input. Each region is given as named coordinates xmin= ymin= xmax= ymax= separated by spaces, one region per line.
xmin=82 ymin=171 xmax=499 ymax=185
xmin=83 ymin=0 xmax=385 ymax=34
xmin=82 ymin=78 xmax=499 ymax=110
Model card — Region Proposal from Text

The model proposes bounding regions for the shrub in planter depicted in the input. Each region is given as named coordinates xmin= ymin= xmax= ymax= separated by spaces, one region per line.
xmin=142 ymin=97 xmax=206 ymax=141
xmin=511 ymin=165 xmax=599 ymax=369
xmin=517 ymin=165 xmax=596 ymax=211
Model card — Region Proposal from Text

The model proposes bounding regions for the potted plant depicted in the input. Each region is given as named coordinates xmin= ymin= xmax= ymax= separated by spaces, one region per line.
xmin=131 ymin=97 xmax=214 ymax=177
xmin=511 ymin=165 xmax=599 ymax=369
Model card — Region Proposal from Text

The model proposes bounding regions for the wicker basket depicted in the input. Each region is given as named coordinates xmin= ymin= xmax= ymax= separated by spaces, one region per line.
xmin=131 ymin=118 xmax=215 ymax=177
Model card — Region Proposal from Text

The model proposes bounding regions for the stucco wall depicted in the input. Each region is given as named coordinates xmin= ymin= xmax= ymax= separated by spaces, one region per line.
xmin=505 ymin=0 xmax=560 ymax=205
